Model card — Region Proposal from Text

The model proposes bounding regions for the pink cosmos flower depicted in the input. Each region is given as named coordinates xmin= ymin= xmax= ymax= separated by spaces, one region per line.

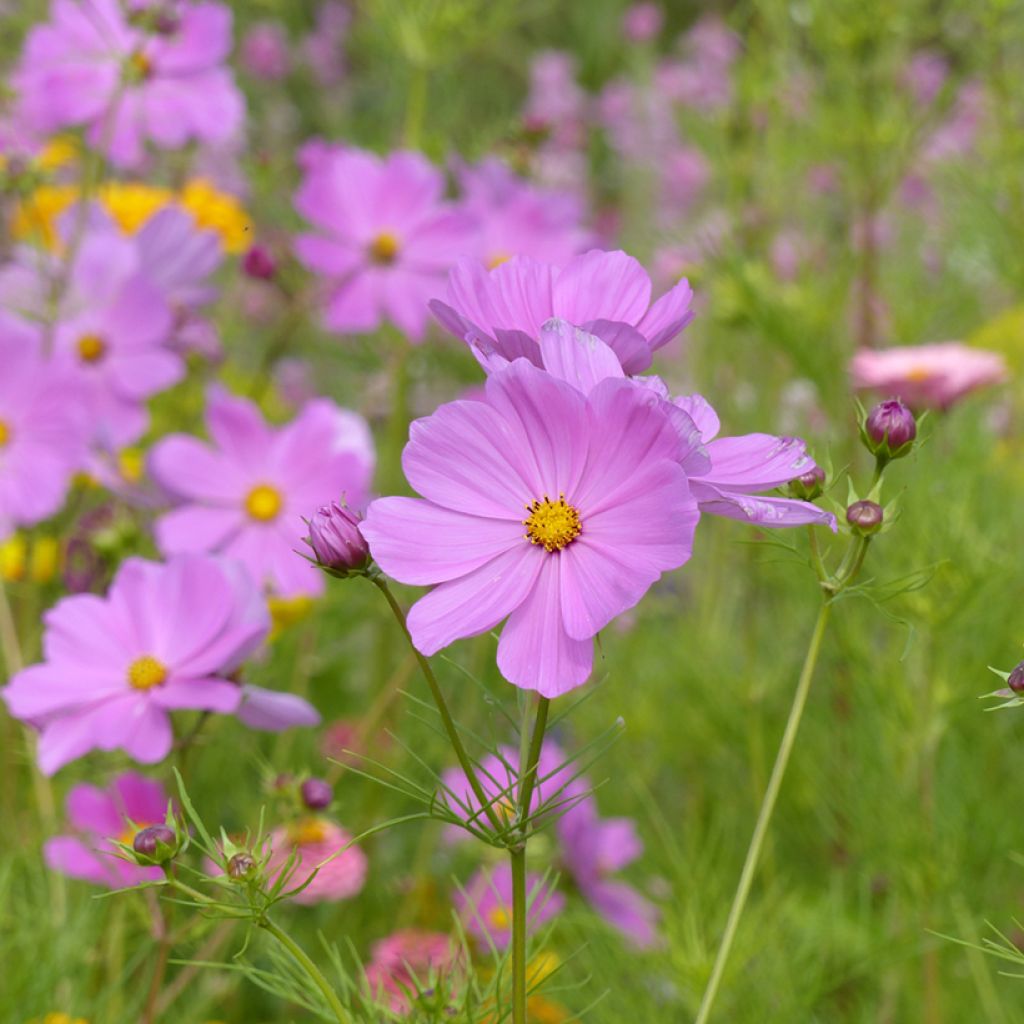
xmin=0 ymin=317 xmax=90 ymax=539
xmin=13 ymin=0 xmax=245 ymax=168
xmin=361 ymin=359 xmax=700 ymax=696
xmin=456 ymin=158 xmax=591 ymax=270
xmin=849 ymin=342 xmax=1008 ymax=410
xmin=301 ymin=1 xmax=350 ymax=87
xmin=240 ymin=21 xmax=291 ymax=80
xmin=456 ymin=864 xmax=565 ymax=950
xmin=430 ymin=250 xmax=694 ymax=375
xmin=44 ymin=772 xmax=170 ymax=887
xmin=623 ymin=2 xmax=664 ymax=42
xmin=365 ymin=930 xmax=462 ymax=1014
xmin=150 ymin=387 xmax=374 ymax=597
xmin=2 ymin=554 xmax=269 ymax=774
xmin=294 ymin=147 xmax=474 ymax=341
xmin=267 ymin=818 xmax=367 ymax=904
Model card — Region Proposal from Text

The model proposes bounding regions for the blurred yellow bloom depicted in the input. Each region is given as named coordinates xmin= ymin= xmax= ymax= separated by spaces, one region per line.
xmin=36 ymin=135 xmax=80 ymax=172
xmin=116 ymin=446 xmax=146 ymax=485
xmin=99 ymin=182 xmax=174 ymax=233
xmin=0 ymin=534 xmax=28 ymax=582
xmin=268 ymin=594 xmax=316 ymax=637
xmin=9 ymin=184 xmax=77 ymax=248
xmin=27 ymin=1013 xmax=88 ymax=1024
xmin=180 ymin=178 xmax=252 ymax=253
xmin=30 ymin=537 xmax=61 ymax=584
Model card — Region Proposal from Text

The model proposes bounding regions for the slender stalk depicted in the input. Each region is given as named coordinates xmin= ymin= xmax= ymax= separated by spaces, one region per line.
xmin=258 ymin=915 xmax=350 ymax=1024
xmin=370 ymin=576 xmax=504 ymax=833
xmin=509 ymin=845 xmax=529 ymax=1024
xmin=694 ymin=599 xmax=833 ymax=1024
xmin=517 ymin=696 xmax=550 ymax=829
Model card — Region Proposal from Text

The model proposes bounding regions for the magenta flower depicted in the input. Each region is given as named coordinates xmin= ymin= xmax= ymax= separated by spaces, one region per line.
xmin=0 ymin=317 xmax=90 ymax=539
xmin=239 ymin=21 xmax=291 ymax=80
xmin=455 ymin=864 xmax=565 ymax=950
xmin=267 ymin=818 xmax=367 ymax=904
xmin=365 ymin=930 xmax=462 ymax=1014
xmin=361 ymin=359 xmax=699 ymax=696
xmin=2 ymin=554 xmax=269 ymax=774
xmin=430 ymin=249 xmax=694 ymax=375
xmin=44 ymin=772 xmax=170 ymax=888
xmin=13 ymin=0 xmax=245 ymax=168
xmin=849 ymin=342 xmax=1008 ymax=410
xmin=294 ymin=147 xmax=474 ymax=341
xmin=150 ymin=387 xmax=374 ymax=597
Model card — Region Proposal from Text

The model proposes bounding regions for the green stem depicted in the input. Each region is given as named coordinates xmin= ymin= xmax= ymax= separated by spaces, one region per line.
xmin=370 ymin=576 xmax=504 ymax=834
xmin=259 ymin=915 xmax=350 ymax=1024
xmin=694 ymin=599 xmax=833 ymax=1024
xmin=510 ymin=845 xmax=528 ymax=1024
xmin=517 ymin=696 xmax=550 ymax=830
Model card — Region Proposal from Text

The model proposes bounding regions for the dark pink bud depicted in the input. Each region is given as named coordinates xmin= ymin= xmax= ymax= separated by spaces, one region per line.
xmin=1009 ymin=662 xmax=1024 ymax=694
xmin=307 ymin=502 xmax=370 ymax=573
xmin=846 ymin=500 xmax=883 ymax=535
xmin=242 ymin=245 xmax=277 ymax=280
xmin=227 ymin=852 xmax=258 ymax=880
xmin=862 ymin=398 xmax=917 ymax=461
xmin=132 ymin=824 xmax=177 ymax=863
xmin=788 ymin=464 xmax=825 ymax=501
xmin=300 ymin=777 xmax=333 ymax=810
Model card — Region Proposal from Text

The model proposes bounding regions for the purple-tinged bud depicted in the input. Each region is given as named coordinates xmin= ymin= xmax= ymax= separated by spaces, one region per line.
xmin=846 ymin=500 xmax=883 ymax=536
xmin=132 ymin=824 xmax=177 ymax=864
xmin=862 ymin=398 xmax=917 ymax=462
xmin=1008 ymin=662 xmax=1024 ymax=694
xmin=242 ymin=244 xmax=277 ymax=280
xmin=227 ymin=852 xmax=258 ymax=880
xmin=300 ymin=777 xmax=333 ymax=810
xmin=307 ymin=502 xmax=370 ymax=574
xmin=788 ymin=464 xmax=826 ymax=501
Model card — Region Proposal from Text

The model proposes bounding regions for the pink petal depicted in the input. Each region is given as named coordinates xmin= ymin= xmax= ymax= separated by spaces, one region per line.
xmin=152 ymin=678 xmax=242 ymax=713
xmin=154 ymin=505 xmax=243 ymax=555
xmin=552 ymin=250 xmax=651 ymax=327
xmin=236 ymin=686 xmax=321 ymax=731
xmin=538 ymin=318 xmax=625 ymax=395
xmin=636 ymin=277 xmax=695 ymax=352
xmin=690 ymin=483 xmax=837 ymax=530
xmin=701 ymin=434 xmax=816 ymax=492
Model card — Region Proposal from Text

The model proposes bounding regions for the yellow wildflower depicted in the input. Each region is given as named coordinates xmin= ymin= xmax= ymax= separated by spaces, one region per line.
xmin=180 ymin=178 xmax=252 ymax=253
xmin=99 ymin=182 xmax=174 ymax=234
xmin=0 ymin=534 xmax=28 ymax=582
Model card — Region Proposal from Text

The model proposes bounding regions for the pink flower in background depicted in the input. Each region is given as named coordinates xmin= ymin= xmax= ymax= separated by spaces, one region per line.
xmin=662 ymin=145 xmax=711 ymax=213
xmin=365 ymin=930 xmax=462 ymax=1013
xmin=294 ymin=147 xmax=474 ymax=341
xmin=850 ymin=342 xmax=1009 ymax=410
xmin=456 ymin=864 xmax=564 ymax=949
xmin=44 ymin=773 xmax=170 ymax=887
xmin=430 ymin=249 xmax=694 ymax=375
xmin=13 ymin=0 xmax=245 ymax=168
xmin=240 ymin=21 xmax=290 ymax=80
xmin=523 ymin=50 xmax=588 ymax=146
xmin=267 ymin=818 xmax=367 ymax=904
xmin=921 ymin=81 xmax=985 ymax=166
xmin=150 ymin=387 xmax=373 ymax=597
xmin=131 ymin=207 xmax=223 ymax=311
xmin=301 ymin=1 xmax=350 ymax=87
xmin=903 ymin=51 xmax=948 ymax=108
xmin=361 ymin=359 xmax=700 ymax=696
xmin=456 ymin=157 xmax=592 ymax=270
xmin=0 ymin=318 xmax=90 ymax=539
xmin=2 ymin=555 xmax=269 ymax=774
xmin=623 ymin=3 xmax=664 ymax=42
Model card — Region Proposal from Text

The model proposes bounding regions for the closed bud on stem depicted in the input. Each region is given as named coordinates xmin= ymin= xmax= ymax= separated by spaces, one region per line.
xmin=788 ymin=464 xmax=826 ymax=501
xmin=861 ymin=398 xmax=917 ymax=462
xmin=846 ymin=499 xmax=883 ymax=536
xmin=132 ymin=824 xmax=178 ymax=865
xmin=1008 ymin=662 xmax=1024 ymax=694
xmin=300 ymin=777 xmax=333 ymax=810
xmin=306 ymin=502 xmax=370 ymax=574
xmin=242 ymin=244 xmax=277 ymax=280
xmin=227 ymin=851 xmax=258 ymax=881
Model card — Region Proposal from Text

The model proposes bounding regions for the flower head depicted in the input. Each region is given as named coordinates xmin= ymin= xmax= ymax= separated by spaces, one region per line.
xmin=294 ymin=147 xmax=474 ymax=340
xmin=267 ymin=818 xmax=367 ymax=904
xmin=362 ymin=359 xmax=699 ymax=696
xmin=455 ymin=864 xmax=564 ymax=950
xmin=862 ymin=398 xmax=917 ymax=461
xmin=150 ymin=388 xmax=373 ymax=597
xmin=44 ymin=772 xmax=171 ymax=887
xmin=306 ymin=502 xmax=370 ymax=574
xmin=2 ymin=554 xmax=269 ymax=774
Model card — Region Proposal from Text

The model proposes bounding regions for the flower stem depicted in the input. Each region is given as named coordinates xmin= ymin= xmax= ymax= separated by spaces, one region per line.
xmin=694 ymin=599 xmax=833 ymax=1024
xmin=510 ymin=844 xmax=529 ymax=1024
xmin=370 ymin=576 xmax=505 ymax=834
xmin=517 ymin=696 xmax=550 ymax=830
xmin=258 ymin=915 xmax=350 ymax=1024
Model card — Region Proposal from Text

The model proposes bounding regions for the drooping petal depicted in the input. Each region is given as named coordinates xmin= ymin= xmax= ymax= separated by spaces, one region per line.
xmin=636 ymin=276 xmax=695 ymax=352
xmin=538 ymin=318 xmax=624 ymax=395
xmin=700 ymin=434 xmax=816 ymax=492
xmin=690 ymin=482 xmax=837 ymax=530
xmin=236 ymin=686 xmax=321 ymax=731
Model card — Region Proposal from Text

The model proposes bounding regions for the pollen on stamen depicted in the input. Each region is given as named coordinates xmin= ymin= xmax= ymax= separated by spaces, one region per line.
xmin=523 ymin=492 xmax=582 ymax=552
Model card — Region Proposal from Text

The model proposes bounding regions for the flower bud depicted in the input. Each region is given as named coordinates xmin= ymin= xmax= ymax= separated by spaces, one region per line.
xmin=227 ymin=851 xmax=258 ymax=881
xmin=242 ymin=244 xmax=277 ymax=280
xmin=300 ymin=777 xmax=333 ymax=810
xmin=846 ymin=500 xmax=883 ymax=536
xmin=132 ymin=824 xmax=177 ymax=864
xmin=787 ymin=465 xmax=825 ymax=501
xmin=307 ymin=502 xmax=370 ymax=573
xmin=861 ymin=398 xmax=917 ymax=461
xmin=1008 ymin=661 xmax=1024 ymax=694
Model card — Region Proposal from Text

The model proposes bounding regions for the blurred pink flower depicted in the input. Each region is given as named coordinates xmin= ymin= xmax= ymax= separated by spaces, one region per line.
xmin=850 ymin=342 xmax=1009 ymax=410
xmin=455 ymin=864 xmax=564 ymax=950
xmin=13 ymin=0 xmax=245 ymax=168
xmin=294 ymin=147 xmax=474 ymax=341
xmin=622 ymin=3 xmax=664 ymax=42
xmin=365 ymin=930 xmax=462 ymax=1013
xmin=0 ymin=318 xmax=90 ymax=539
xmin=44 ymin=772 xmax=170 ymax=887
xmin=150 ymin=387 xmax=373 ymax=597
xmin=361 ymin=359 xmax=700 ymax=696
xmin=268 ymin=818 xmax=367 ymax=904
xmin=301 ymin=1 xmax=350 ymax=87
xmin=523 ymin=50 xmax=587 ymax=146
xmin=921 ymin=81 xmax=985 ymax=165
xmin=903 ymin=51 xmax=948 ymax=107
xmin=2 ymin=555 xmax=269 ymax=774
xmin=240 ymin=21 xmax=291 ymax=80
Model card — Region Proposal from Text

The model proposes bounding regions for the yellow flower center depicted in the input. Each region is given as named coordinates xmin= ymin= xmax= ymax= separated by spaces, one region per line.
xmin=288 ymin=818 xmax=329 ymax=846
xmin=128 ymin=50 xmax=152 ymax=81
xmin=127 ymin=655 xmax=167 ymax=691
xmin=368 ymin=231 xmax=400 ymax=265
xmin=487 ymin=251 xmax=512 ymax=269
xmin=245 ymin=484 xmax=283 ymax=522
xmin=117 ymin=824 xmax=141 ymax=846
xmin=524 ymin=494 xmax=582 ymax=552
xmin=77 ymin=333 xmax=107 ymax=364
xmin=488 ymin=904 xmax=512 ymax=929
xmin=0 ymin=418 xmax=11 ymax=448
xmin=906 ymin=365 xmax=932 ymax=382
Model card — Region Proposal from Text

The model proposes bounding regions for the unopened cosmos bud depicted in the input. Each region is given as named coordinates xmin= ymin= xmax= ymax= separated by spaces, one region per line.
xmin=300 ymin=777 xmax=333 ymax=810
xmin=242 ymin=244 xmax=277 ymax=280
xmin=227 ymin=851 xmax=258 ymax=880
xmin=788 ymin=464 xmax=826 ymax=502
xmin=307 ymin=502 xmax=370 ymax=573
xmin=862 ymin=398 xmax=917 ymax=462
xmin=133 ymin=824 xmax=177 ymax=863
xmin=1008 ymin=662 xmax=1024 ymax=694
xmin=846 ymin=499 xmax=883 ymax=536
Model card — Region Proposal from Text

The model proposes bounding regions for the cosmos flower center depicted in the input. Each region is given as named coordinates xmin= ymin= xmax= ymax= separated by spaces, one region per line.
xmin=245 ymin=484 xmax=283 ymax=522
xmin=906 ymin=365 xmax=932 ymax=382
xmin=288 ymin=818 xmax=329 ymax=845
xmin=77 ymin=333 xmax=107 ymax=364
xmin=368 ymin=231 xmax=400 ymax=265
xmin=127 ymin=655 xmax=168 ymax=691
xmin=487 ymin=251 xmax=511 ymax=269
xmin=488 ymin=904 xmax=512 ymax=929
xmin=0 ymin=418 xmax=11 ymax=448
xmin=524 ymin=494 xmax=582 ymax=552
xmin=126 ymin=51 xmax=153 ymax=82
xmin=118 ymin=824 xmax=142 ymax=846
